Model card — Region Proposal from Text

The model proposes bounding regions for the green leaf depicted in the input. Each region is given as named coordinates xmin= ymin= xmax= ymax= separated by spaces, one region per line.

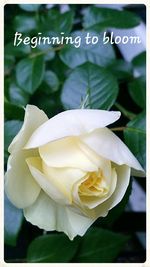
xmin=39 ymin=10 xmax=74 ymax=34
xmin=4 ymin=120 xmax=23 ymax=153
xmin=114 ymin=102 xmax=136 ymax=120
xmin=4 ymin=151 xmax=9 ymax=166
xmin=5 ymin=42 xmax=31 ymax=57
xmin=59 ymin=31 xmax=115 ymax=69
xmin=27 ymin=234 xmax=80 ymax=263
xmin=14 ymin=15 xmax=36 ymax=33
xmin=132 ymin=51 xmax=146 ymax=77
xmin=9 ymin=81 xmax=30 ymax=106
xmin=4 ymin=78 xmax=10 ymax=100
xmin=4 ymin=194 xmax=23 ymax=246
xmin=36 ymin=43 xmax=55 ymax=61
xmin=4 ymin=120 xmax=23 ymax=164
xmin=83 ymin=6 xmax=141 ymax=30
xmin=128 ymin=76 xmax=146 ymax=108
xmin=19 ymin=4 xmax=41 ymax=12
xmin=31 ymin=91 xmax=60 ymax=118
xmin=107 ymin=59 xmax=133 ymax=81
xmin=76 ymin=227 xmax=129 ymax=263
xmin=5 ymin=101 xmax=25 ymax=121
xmin=43 ymin=71 xmax=59 ymax=93
xmin=124 ymin=112 xmax=146 ymax=170
xmin=16 ymin=56 xmax=45 ymax=94
xmin=4 ymin=55 xmax=15 ymax=75
xmin=48 ymin=54 xmax=69 ymax=82
xmin=61 ymin=62 xmax=119 ymax=110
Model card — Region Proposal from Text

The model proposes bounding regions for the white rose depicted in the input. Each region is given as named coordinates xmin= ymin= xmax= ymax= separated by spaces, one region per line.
xmin=5 ymin=105 xmax=145 ymax=240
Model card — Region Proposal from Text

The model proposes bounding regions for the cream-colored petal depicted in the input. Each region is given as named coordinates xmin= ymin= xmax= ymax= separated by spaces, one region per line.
xmin=54 ymin=205 xmax=95 ymax=240
xmin=24 ymin=190 xmax=95 ymax=240
xmin=25 ymin=109 xmax=121 ymax=149
xmin=72 ymin=159 xmax=112 ymax=210
xmin=71 ymin=175 xmax=100 ymax=219
xmin=24 ymin=190 xmax=57 ymax=231
xmin=78 ymin=140 xmax=112 ymax=173
xmin=5 ymin=105 xmax=48 ymax=209
xmin=81 ymin=128 xmax=145 ymax=177
xmin=65 ymin=207 xmax=95 ymax=240
xmin=39 ymin=137 xmax=98 ymax=172
xmin=80 ymin=168 xmax=117 ymax=209
xmin=93 ymin=165 xmax=131 ymax=219
xmin=42 ymin=161 xmax=86 ymax=202
xmin=26 ymin=157 xmax=72 ymax=205
xmin=9 ymin=105 xmax=48 ymax=153
xmin=107 ymin=164 xmax=131 ymax=210
xmin=5 ymin=151 xmax=41 ymax=209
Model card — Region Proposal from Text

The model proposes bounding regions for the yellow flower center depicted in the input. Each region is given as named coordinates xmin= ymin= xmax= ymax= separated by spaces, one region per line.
xmin=78 ymin=170 xmax=108 ymax=198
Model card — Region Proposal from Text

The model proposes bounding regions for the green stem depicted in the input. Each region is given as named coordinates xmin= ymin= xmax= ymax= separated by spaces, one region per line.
xmin=110 ymin=126 xmax=126 ymax=132
xmin=80 ymin=88 xmax=92 ymax=109
xmin=114 ymin=102 xmax=136 ymax=120
xmin=80 ymin=94 xmax=89 ymax=109
xmin=29 ymin=45 xmax=64 ymax=59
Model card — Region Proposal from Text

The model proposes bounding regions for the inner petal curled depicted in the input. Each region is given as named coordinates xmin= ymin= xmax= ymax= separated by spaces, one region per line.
xmin=79 ymin=170 xmax=109 ymax=198
xmin=73 ymin=166 xmax=117 ymax=211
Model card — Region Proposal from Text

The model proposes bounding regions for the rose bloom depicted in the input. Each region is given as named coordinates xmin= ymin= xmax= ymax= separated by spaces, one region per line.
xmin=5 ymin=105 xmax=145 ymax=240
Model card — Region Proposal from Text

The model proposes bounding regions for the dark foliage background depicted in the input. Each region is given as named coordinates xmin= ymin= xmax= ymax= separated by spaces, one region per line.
xmin=4 ymin=4 xmax=146 ymax=263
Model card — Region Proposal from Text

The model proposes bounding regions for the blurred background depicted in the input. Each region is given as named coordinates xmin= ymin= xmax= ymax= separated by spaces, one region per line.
xmin=4 ymin=4 xmax=146 ymax=263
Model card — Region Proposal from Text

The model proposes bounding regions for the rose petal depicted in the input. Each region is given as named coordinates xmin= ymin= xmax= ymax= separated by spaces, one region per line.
xmin=78 ymin=140 xmax=112 ymax=173
xmin=108 ymin=164 xmax=131 ymax=210
xmin=24 ymin=191 xmax=57 ymax=232
xmin=9 ymin=105 xmax=48 ymax=153
xmin=93 ymin=165 xmax=131 ymax=218
xmin=24 ymin=190 xmax=94 ymax=240
xmin=80 ymin=168 xmax=117 ymax=209
xmin=42 ymin=161 xmax=86 ymax=202
xmin=81 ymin=128 xmax=145 ymax=177
xmin=26 ymin=157 xmax=71 ymax=205
xmin=39 ymin=137 xmax=98 ymax=172
xmin=65 ymin=207 xmax=95 ymax=239
xmin=24 ymin=109 xmax=121 ymax=149
xmin=5 ymin=105 xmax=48 ymax=209
xmin=5 ymin=151 xmax=41 ymax=209
xmin=72 ymin=158 xmax=113 ymax=209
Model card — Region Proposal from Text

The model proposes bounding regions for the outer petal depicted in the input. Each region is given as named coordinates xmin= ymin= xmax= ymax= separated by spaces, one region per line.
xmin=26 ymin=157 xmax=71 ymax=205
xmin=5 ymin=105 xmax=48 ymax=209
xmin=24 ymin=109 xmax=121 ymax=149
xmin=9 ymin=105 xmax=48 ymax=153
xmin=24 ymin=191 xmax=57 ymax=232
xmin=5 ymin=151 xmax=41 ymax=209
xmin=81 ymin=128 xmax=145 ymax=177
xmin=24 ymin=190 xmax=95 ymax=240
xmin=65 ymin=207 xmax=95 ymax=240
xmin=39 ymin=137 xmax=98 ymax=172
